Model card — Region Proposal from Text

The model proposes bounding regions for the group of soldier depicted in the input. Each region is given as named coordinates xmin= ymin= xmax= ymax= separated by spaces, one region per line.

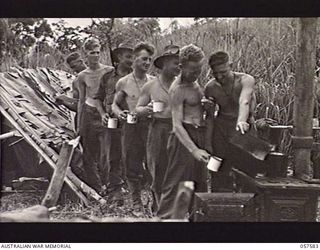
xmin=55 ymin=37 xmax=255 ymax=219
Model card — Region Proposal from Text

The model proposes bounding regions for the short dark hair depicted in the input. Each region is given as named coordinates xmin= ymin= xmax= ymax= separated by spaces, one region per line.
xmin=133 ymin=42 xmax=155 ymax=56
xmin=83 ymin=38 xmax=101 ymax=51
xmin=66 ymin=52 xmax=81 ymax=65
xmin=208 ymin=51 xmax=229 ymax=67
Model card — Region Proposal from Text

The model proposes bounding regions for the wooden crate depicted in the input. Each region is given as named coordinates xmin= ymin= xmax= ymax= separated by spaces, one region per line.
xmin=192 ymin=192 xmax=257 ymax=222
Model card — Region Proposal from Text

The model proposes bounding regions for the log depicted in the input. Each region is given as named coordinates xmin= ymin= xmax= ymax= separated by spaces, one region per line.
xmin=41 ymin=141 xmax=75 ymax=208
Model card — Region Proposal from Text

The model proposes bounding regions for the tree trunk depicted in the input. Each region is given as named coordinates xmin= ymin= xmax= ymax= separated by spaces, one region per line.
xmin=293 ymin=18 xmax=318 ymax=180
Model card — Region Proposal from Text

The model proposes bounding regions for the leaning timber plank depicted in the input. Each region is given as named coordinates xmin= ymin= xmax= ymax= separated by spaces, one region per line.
xmin=0 ymin=105 xmax=89 ymax=206
xmin=41 ymin=141 xmax=74 ymax=208
xmin=0 ymin=92 xmax=106 ymax=205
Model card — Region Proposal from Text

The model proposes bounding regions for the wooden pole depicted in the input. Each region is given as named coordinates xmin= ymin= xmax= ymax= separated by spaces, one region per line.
xmin=41 ymin=141 xmax=74 ymax=208
xmin=0 ymin=130 xmax=21 ymax=140
xmin=293 ymin=18 xmax=318 ymax=180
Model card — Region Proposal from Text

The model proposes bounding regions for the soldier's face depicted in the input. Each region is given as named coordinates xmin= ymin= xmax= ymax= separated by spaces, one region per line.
xmin=86 ymin=47 xmax=100 ymax=65
xmin=68 ymin=58 xmax=86 ymax=73
xmin=162 ymin=57 xmax=180 ymax=77
xmin=118 ymin=50 xmax=133 ymax=69
xmin=134 ymin=49 xmax=152 ymax=72
xmin=211 ymin=63 xmax=231 ymax=83
xmin=181 ymin=60 xmax=203 ymax=82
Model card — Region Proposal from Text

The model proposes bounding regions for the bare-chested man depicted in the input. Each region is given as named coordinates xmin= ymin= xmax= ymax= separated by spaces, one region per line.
xmin=136 ymin=45 xmax=180 ymax=212
xmin=112 ymin=42 xmax=155 ymax=213
xmin=157 ymin=44 xmax=210 ymax=219
xmin=77 ymin=38 xmax=114 ymax=194
xmin=204 ymin=51 xmax=256 ymax=192
xmin=94 ymin=43 xmax=133 ymax=204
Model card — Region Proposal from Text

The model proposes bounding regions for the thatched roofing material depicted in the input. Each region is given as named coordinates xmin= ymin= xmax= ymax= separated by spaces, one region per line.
xmin=1 ymin=67 xmax=105 ymax=205
xmin=0 ymin=67 xmax=75 ymax=152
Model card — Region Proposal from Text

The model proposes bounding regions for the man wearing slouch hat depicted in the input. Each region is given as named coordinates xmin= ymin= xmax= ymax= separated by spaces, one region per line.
xmin=136 ymin=44 xmax=180 ymax=212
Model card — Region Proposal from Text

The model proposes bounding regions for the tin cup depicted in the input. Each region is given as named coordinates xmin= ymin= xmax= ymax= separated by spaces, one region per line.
xmin=107 ymin=118 xmax=118 ymax=129
xmin=127 ymin=113 xmax=137 ymax=124
xmin=153 ymin=101 xmax=164 ymax=113
xmin=207 ymin=156 xmax=223 ymax=172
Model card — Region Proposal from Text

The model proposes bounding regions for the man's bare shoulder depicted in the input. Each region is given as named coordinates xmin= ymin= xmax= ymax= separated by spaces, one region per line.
xmin=77 ymin=69 xmax=87 ymax=78
xmin=204 ymin=78 xmax=217 ymax=89
xmin=116 ymin=73 xmax=132 ymax=88
xmin=100 ymin=64 xmax=115 ymax=74
xmin=146 ymin=74 xmax=156 ymax=81
xmin=169 ymin=77 xmax=183 ymax=95
xmin=235 ymin=72 xmax=255 ymax=85
xmin=142 ymin=77 xmax=158 ymax=91
xmin=76 ymin=70 xmax=88 ymax=83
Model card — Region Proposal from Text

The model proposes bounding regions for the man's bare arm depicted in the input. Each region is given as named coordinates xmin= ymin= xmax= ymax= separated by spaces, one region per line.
xmin=94 ymin=71 xmax=114 ymax=118
xmin=112 ymin=79 xmax=129 ymax=119
xmin=236 ymin=74 xmax=255 ymax=134
xmin=72 ymin=79 xmax=80 ymax=105
xmin=136 ymin=82 xmax=153 ymax=117
xmin=77 ymin=75 xmax=86 ymax=132
xmin=54 ymin=79 xmax=79 ymax=112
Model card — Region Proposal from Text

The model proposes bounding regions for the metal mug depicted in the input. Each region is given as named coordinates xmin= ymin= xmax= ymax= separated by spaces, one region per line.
xmin=153 ymin=101 xmax=164 ymax=113
xmin=107 ymin=118 xmax=118 ymax=129
xmin=127 ymin=113 xmax=137 ymax=124
xmin=207 ymin=156 xmax=223 ymax=172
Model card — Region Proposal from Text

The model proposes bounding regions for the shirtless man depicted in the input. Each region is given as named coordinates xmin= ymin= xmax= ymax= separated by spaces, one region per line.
xmin=55 ymin=52 xmax=86 ymax=131
xmin=136 ymin=45 xmax=180 ymax=212
xmin=112 ymin=42 xmax=155 ymax=212
xmin=77 ymin=38 xmax=114 ymax=194
xmin=94 ymin=43 xmax=133 ymax=204
xmin=157 ymin=44 xmax=210 ymax=219
xmin=204 ymin=51 xmax=256 ymax=192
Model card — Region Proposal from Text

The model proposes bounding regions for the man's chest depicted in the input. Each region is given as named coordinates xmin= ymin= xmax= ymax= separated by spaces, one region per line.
xmin=150 ymin=82 xmax=170 ymax=102
xmin=211 ymin=84 xmax=241 ymax=106
xmin=183 ymin=87 xmax=203 ymax=106
xmin=83 ymin=69 xmax=107 ymax=90
xmin=124 ymin=79 xmax=143 ymax=101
